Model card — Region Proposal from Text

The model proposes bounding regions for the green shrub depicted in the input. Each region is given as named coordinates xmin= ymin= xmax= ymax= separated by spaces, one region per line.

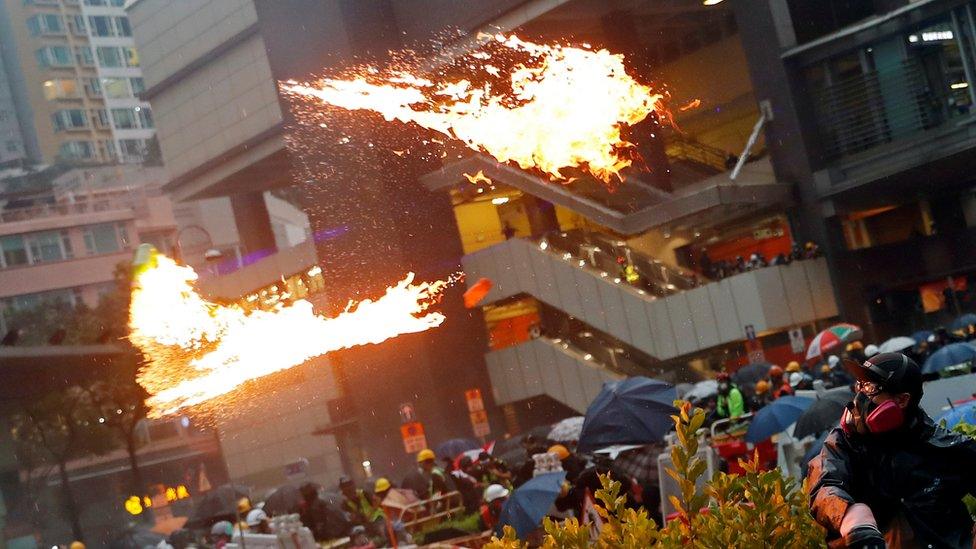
xmin=486 ymin=401 xmax=826 ymax=548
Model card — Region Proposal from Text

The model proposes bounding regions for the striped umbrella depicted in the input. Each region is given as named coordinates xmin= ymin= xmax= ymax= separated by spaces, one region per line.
xmin=806 ymin=323 xmax=863 ymax=361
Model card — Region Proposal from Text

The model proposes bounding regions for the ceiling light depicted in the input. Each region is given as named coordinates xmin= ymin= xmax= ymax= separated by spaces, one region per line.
xmin=491 ymin=197 xmax=509 ymax=205
xmin=951 ymin=82 xmax=970 ymax=89
xmin=703 ymin=0 xmax=724 ymax=5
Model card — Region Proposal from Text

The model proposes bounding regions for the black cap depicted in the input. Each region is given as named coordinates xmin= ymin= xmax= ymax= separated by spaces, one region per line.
xmin=845 ymin=352 xmax=922 ymax=402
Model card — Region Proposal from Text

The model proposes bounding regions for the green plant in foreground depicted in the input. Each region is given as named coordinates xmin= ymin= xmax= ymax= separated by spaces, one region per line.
xmin=954 ymin=421 xmax=976 ymax=519
xmin=486 ymin=401 xmax=825 ymax=548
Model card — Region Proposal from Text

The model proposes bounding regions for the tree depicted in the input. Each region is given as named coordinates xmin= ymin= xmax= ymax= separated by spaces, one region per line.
xmin=86 ymin=376 xmax=150 ymax=498
xmin=11 ymin=386 xmax=116 ymax=541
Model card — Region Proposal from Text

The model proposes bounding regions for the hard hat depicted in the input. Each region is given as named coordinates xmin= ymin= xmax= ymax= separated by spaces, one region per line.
xmin=789 ymin=372 xmax=803 ymax=387
xmin=828 ymin=355 xmax=840 ymax=368
xmin=847 ymin=341 xmax=863 ymax=351
xmin=786 ymin=361 xmax=801 ymax=373
xmin=246 ymin=509 xmax=268 ymax=526
xmin=864 ymin=344 xmax=879 ymax=357
xmin=484 ymin=484 xmax=510 ymax=503
xmin=754 ymin=380 xmax=770 ymax=394
xmin=768 ymin=365 xmax=783 ymax=378
xmin=70 ymin=543 xmax=86 ymax=549
xmin=821 ymin=364 xmax=832 ymax=374
xmin=548 ymin=444 xmax=570 ymax=461
xmin=374 ymin=477 xmax=391 ymax=494
xmin=417 ymin=449 xmax=436 ymax=463
xmin=211 ymin=521 xmax=233 ymax=536
xmin=237 ymin=497 xmax=252 ymax=514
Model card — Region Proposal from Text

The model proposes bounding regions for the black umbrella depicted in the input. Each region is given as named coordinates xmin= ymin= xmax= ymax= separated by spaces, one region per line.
xmin=793 ymin=388 xmax=853 ymax=439
xmin=578 ymin=377 xmax=676 ymax=453
xmin=263 ymin=483 xmax=304 ymax=516
xmin=731 ymin=362 xmax=772 ymax=385
xmin=189 ymin=484 xmax=250 ymax=526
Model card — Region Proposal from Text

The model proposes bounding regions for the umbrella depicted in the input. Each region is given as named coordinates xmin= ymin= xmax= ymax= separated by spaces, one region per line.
xmin=548 ymin=416 xmax=585 ymax=442
xmin=806 ymin=324 xmax=862 ymax=361
xmin=937 ymin=400 xmax=976 ymax=430
xmin=745 ymin=396 xmax=813 ymax=443
xmin=189 ymin=484 xmax=250 ymax=526
xmin=435 ymin=438 xmax=480 ymax=460
xmin=793 ymin=388 xmax=853 ymax=439
xmin=578 ymin=377 xmax=677 ymax=453
xmin=922 ymin=342 xmax=976 ymax=374
xmin=731 ymin=363 xmax=771 ymax=385
xmin=107 ymin=526 xmax=165 ymax=549
xmin=496 ymin=471 xmax=567 ymax=538
xmin=950 ymin=313 xmax=976 ymax=331
xmin=263 ymin=483 xmax=303 ymax=516
xmin=683 ymin=379 xmax=718 ymax=401
xmin=910 ymin=330 xmax=933 ymax=344
xmin=675 ymin=382 xmax=694 ymax=399
xmin=877 ymin=336 xmax=917 ymax=354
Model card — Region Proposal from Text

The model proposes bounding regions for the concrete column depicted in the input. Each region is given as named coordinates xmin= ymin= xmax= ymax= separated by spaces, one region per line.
xmin=229 ymin=192 xmax=277 ymax=256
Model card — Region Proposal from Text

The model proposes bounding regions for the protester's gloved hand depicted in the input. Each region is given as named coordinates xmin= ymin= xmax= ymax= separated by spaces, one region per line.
xmin=840 ymin=503 xmax=885 ymax=549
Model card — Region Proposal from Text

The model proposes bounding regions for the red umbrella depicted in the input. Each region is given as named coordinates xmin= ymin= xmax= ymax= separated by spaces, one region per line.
xmin=805 ymin=323 xmax=862 ymax=361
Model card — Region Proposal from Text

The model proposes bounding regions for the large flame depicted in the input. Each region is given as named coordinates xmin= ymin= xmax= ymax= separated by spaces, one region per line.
xmin=281 ymin=34 xmax=663 ymax=185
xmin=130 ymin=254 xmax=449 ymax=417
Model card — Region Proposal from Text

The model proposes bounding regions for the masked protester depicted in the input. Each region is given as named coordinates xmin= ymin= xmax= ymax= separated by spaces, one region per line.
xmin=715 ymin=372 xmax=745 ymax=419
xmin=808 ymin=353 xmax=976 ymax=548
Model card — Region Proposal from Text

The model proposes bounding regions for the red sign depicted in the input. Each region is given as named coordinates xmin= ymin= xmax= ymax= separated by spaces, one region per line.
xmin=469 ymin=410 xmax=490 ymax=437
xmin=465 ymin=388 xmax=485 ymax=413
xmin=400 ymin=422 xmax=428 ymax=453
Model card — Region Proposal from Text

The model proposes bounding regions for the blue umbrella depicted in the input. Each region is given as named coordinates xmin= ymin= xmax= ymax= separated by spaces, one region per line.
xmin=496 ymin=471 xmax=566 ymax=538
xmin=950 ymin=313 xmax=976 ymax=331
xmin=938 ymin=400 xmax=976 ymax=430
xmin=910 ymin=330 xmax=933 ymax=344
xmin=922 ymin=342 xmax=976 ymax=374
xmin=745 ymin=396 xmax=813 ymax=443
xmin=434 ymin=438 xmax=480 ymax=460
xmin=578 ymin=377 xmax=676 ymax=453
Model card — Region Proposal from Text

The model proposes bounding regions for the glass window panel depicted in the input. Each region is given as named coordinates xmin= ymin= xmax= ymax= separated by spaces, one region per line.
xmin=27 ymin=231 xmax=64 ymax=263
xmin=0 ymin=235 xmax=28 ymax=267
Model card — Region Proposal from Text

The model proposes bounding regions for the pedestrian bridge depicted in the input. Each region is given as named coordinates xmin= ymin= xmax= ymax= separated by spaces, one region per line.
xmin=463 ymin=238 xmax=839 ymax=363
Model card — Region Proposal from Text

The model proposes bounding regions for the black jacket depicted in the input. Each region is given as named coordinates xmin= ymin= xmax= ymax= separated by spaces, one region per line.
xmin=808 ymin=410 xmax=976 ymax=548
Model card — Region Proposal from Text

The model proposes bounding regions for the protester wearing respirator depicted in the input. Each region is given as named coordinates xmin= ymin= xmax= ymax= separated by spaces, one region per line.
xmin=807 ymin=353 xmax=976 ymax=549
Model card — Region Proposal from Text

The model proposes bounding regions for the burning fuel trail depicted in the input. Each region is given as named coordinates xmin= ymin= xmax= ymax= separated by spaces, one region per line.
xmin=129 ymin=253 xmax=450 ymax=417
xmin=281 ymin=34 xmax=664 ymax=185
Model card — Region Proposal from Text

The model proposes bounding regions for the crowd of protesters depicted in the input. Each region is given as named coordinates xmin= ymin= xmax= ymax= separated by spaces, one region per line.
xmin=699 ymin=241 xmax=822 ymax=281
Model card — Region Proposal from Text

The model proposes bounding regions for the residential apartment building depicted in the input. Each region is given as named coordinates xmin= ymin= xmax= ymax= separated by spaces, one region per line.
xmin=0 ymin=0 xmax=155 ymax=164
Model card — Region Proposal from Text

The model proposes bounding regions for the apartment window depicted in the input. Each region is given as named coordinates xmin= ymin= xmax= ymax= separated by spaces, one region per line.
xmin=96 ymin=46 xmax=123 ymax=68
xmin=123 ymin=47 xmax=139 ymax=67
xmin=136 ymin=106 xmax=153 ymax=128
xmin=42 ymin=79 xmax=78 ymax=100
xmin=119 ymin=138 xmax=145 ymax=159
xmin=82 ymin=77 xmax=101 ymax=97
xmin=99 ymin=139 xmax=116 ymax=159
xmin=110 ymin=0 xmax=125 ymax=6
xmin=59 ymin=140 xmax=95 ymax=160
xmin=36 ymin=46 xmax=73 ymax=68
xmin=90 ymin=108 xmax=109 ymax=128
xmin=52 ymin=109 xmax=88 ymax=131
xmin=67 ymin=14 xmax=85 ymax=35
xmin=111 ymin=107 xmax=136 ymax=129
xmin=82 ymin=223 xmax=125 ymax=254
xmin=26 ymin=231 xmax=72 ymax=263
xmin=27 ymin=14 xmax=64 ymax=36
xmin=75 ymin=46 xmax=94 ymax=67
xmin=2 ymin=288 xmax=78 ymax=313
xmin=129 ymin=77 xmax=145 ymax=94
xmin=0 ymin=235 xmax=28 ymax=268
xmin=101 ymin=77 xmax=129 ymax=98
xmin=115 ymin=17 xmax=131 ymax=37
xmin=83 ymin=0 xmax=107 ymax=5
xmin=87 ymin=15 xmax=113 ymax=37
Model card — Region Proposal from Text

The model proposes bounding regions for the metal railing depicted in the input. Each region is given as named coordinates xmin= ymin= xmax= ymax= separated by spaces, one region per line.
xmin=666 ymin=134 xmax=736 ymax=173
xmin=812 ymin=59 xmax=947 ymax=159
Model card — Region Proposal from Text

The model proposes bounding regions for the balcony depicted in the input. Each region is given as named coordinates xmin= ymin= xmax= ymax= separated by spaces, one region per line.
xmin=463 ymin=237 xmax=838 ymax=362
xmin=485 ymin=336 xmax=621 ymax=413
xmin=421 ymin=154 xmax=791 ymax=236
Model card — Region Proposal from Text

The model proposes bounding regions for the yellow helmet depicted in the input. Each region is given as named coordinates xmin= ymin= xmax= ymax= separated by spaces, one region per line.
xmin=374 ymin=477 xmax=391 ymax=493
xmin=548 ymin=444 xmax=570 ymax=461
xmin=237 ymin=497 xmax=252 ymax=514
xmin=785 ymin=361 xmax=801 ymax=373
xmin=70 ymin=543 xmax=86 ymax=549
xmin=416 ymin=449 xmax=436 ymax=463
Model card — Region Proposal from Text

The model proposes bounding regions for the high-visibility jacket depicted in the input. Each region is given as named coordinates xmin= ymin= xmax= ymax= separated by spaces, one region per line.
xmin=716 ymin=386 xmax=745 ymax=418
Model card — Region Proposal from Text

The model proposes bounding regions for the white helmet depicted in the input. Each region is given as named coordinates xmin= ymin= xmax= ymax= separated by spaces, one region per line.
xmin=827 ymin=355 xmax=840 ymax=368
xmin=789 ymin=372 xmax=803 ymax=387
xmin=484 ymin=484 xmax=510 ymax=503
xmin=864 ymin=344 xmax=879 ymax=357
xmin=246 ymin=509 xmax=268 ymax=526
